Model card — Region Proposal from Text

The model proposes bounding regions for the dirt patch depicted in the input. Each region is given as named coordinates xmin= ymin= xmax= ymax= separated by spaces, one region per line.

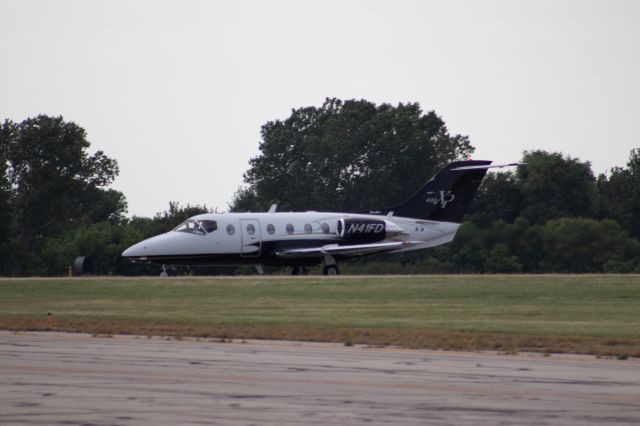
xmin=2 ymin=316 xmax=639 ymax=358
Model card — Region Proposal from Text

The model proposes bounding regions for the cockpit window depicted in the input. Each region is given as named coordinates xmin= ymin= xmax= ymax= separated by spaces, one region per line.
xmin=173 ymin=219 xmax=217 ymax=236
xmin=201 ymin=220 xmax=217 ymax=233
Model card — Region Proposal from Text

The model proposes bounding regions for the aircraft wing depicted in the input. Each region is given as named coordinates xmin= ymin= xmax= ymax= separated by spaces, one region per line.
xmin=276 ymin=241 xmax=412 ymax=258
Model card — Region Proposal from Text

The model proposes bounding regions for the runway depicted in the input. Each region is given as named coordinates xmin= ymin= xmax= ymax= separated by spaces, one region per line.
xmin=1 ymin=331 xmax=639 ymax=425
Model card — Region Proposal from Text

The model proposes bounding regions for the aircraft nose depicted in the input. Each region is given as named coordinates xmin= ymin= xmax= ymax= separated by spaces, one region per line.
xmin=123 ymin=232 xmax=204 ymax=261
xmin=122 ymin=242 xmax=147 ymax=259
xmin=122 ymin=232 xmax=187 ymax=260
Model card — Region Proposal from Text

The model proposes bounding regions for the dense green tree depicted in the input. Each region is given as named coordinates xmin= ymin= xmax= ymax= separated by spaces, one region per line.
xmin=0 ymin=123 xmax=14 ymax=275
xmin=533 ymin=218 xmax=639 ymax=272
xmin=597 ymin=148 xmax=640 ymax=238
xmin=444 ymin=217 xmax=640 ymax=273
xmin=466 ymin=171 xmax=524 ymax=227
xmin=466 ymin=151 xmax=598 ymax=228
xmin=0 ymin=115 xmax=125 ymax=275
xmin=231 ymin=98 xmax=474 ymax=212
xmin=517 ymin=151 xmax=597 ymax=224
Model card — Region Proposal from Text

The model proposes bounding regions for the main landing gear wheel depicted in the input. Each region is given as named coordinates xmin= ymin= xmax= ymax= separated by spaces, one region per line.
xmin=323 ymin=264 xmax=340 ymax=276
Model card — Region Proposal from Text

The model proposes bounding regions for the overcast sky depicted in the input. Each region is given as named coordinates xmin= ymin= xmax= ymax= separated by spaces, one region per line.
xmin=1 ymin=0 xmax=638 ymax=217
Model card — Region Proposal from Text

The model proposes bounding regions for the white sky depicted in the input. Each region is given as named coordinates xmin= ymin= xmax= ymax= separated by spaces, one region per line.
xmin=1 ymin=0 xmax=638 ymax=217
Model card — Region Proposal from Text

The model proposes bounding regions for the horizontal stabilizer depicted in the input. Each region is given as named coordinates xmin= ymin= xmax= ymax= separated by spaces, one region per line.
xmin=450 ymin=162 xmax=523 ymax=171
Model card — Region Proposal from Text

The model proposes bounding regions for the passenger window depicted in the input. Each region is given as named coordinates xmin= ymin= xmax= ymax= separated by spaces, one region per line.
xmin=304 ymin=224 xmax=312 ymax=234
xmin=227 ymin=224 xmax=235 ymax=235
xmin=267 ymin=224 xmax=275 ymax=235
xmin=286 ymin=224 xmax=294 ymax=235
xmin=321 ymin=223 xmax=330 ymax=234
xmin=247 ymin=224 xmax=256 ymax=235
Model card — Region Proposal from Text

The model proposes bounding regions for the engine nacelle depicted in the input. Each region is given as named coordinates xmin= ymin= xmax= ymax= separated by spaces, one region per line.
xmin=336 ymin=218 xmax=386 ymax=243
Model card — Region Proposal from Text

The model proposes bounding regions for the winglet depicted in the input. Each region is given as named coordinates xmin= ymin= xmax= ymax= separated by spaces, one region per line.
xmin=268 ymin=204 xmax=278 ymax=213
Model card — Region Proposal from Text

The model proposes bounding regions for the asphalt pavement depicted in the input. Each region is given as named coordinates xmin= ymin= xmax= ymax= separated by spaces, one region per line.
xmin=1 ymin=331 xmax=639 ymax=425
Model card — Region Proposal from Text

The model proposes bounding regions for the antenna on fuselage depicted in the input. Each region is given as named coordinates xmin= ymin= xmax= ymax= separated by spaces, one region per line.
xmin=268 ymin=204 xmax=278 ymax=213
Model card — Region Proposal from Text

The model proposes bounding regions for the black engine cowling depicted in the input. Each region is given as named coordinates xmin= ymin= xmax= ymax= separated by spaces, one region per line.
xmin=336 ymin=218 xmax=386 ymax=243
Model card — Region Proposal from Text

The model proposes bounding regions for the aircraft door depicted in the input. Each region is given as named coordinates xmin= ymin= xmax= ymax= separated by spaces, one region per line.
xmin=240 ymin=219 xmax=261 ymax=257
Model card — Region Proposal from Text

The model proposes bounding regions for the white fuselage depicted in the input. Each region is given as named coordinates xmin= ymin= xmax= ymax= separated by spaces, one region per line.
xmin=121 ymin=160 xmax=510 ymax=272
xmin=122 ymin=211 xmax=461 ymax=267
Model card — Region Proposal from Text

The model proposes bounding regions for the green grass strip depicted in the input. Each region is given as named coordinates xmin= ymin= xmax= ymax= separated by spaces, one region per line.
xmin=1 ymin=275 xmax=639 ymax=356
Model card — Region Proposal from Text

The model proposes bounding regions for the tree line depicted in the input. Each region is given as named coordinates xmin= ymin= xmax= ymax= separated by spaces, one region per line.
xmin=2 ymin=100 xmax=639 ymax=275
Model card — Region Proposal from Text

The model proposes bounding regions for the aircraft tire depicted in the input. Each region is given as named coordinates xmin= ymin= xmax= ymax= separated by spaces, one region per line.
xmin=323 ymin=264 xmax=339 ymax=276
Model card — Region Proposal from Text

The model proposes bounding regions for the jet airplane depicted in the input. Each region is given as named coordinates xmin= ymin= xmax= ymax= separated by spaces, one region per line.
xmin=122 ymin=160 xmax=517 ymax=275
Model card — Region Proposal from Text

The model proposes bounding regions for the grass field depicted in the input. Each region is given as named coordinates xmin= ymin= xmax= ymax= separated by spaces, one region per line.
xmin=1 ymin=275 xmax=639 ymax=357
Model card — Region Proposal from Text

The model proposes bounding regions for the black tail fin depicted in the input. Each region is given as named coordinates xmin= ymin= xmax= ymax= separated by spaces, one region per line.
xmin=377 ymin=160 xmax=492 ymax=223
